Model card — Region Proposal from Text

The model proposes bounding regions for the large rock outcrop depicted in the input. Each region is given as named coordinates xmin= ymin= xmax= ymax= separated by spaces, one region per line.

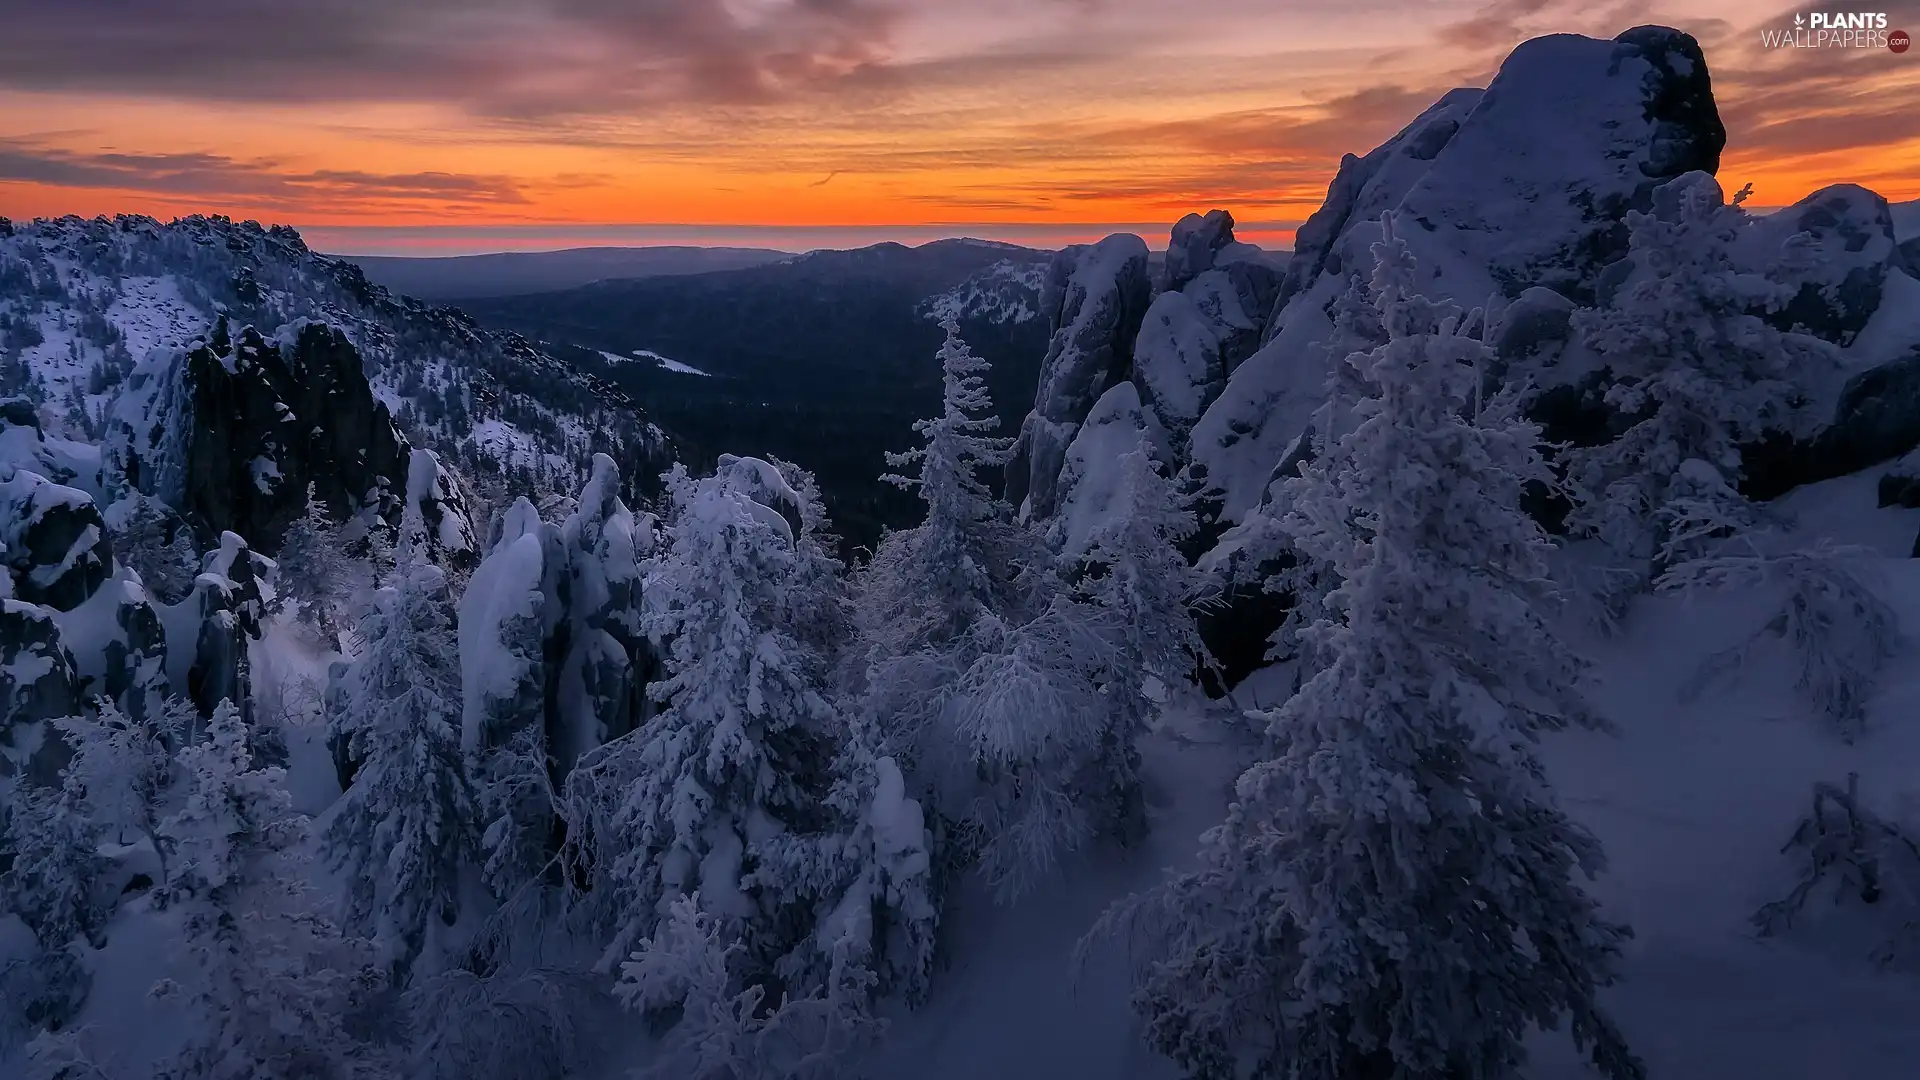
xmin=107 ymin=319 xmax=410 ymax=553
xmin=453 ymin=455 xmax=660 ymax=797
xmin=1742 ymin=184 xmax=1902 ymax=346
xmin=1005 ymin=234 xmax=1152 ymax=520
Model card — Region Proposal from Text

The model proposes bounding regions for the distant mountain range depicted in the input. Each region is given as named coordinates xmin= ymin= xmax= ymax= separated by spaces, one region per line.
xmin=337 ymin=245 xmax=790 ymax=299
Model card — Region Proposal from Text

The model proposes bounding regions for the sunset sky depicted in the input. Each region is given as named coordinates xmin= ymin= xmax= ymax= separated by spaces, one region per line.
xmin=1 ymin=0 xmax=1915 ymax=255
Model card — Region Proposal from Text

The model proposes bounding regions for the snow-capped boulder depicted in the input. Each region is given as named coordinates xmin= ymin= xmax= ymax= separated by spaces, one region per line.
xmin=0 ymin=599 xmax=82 ymax=787
xmin=1048 ymin=383 xmax=1167 ymax=558
xmin=1005 ymin=234 xmax=1152 ymax=519
xmin=458 ymin=459 xmax=662 ymax=794
xmin=0 ymin=398 xmax=96 ymax=493
xmin=1265 ymin=88 xmax=1485 ymax=339
xmin=50 ymin=564 xmax=168 ymax=727
xmin=1166 ymin=210 xmax=1237 ymax=294
xmin=1746 ymin=346 xmax=1920 ymax=500
xmin=401 ymin=448 xmax=478 ymax=567
xmin=106 ymin=319 xmax=409 ymax=554
xmin=1746 ymin=184 xmax=1902 ymax=346
xmin=1132 ymin=290 xmax=1227 ymax=451
xmin=1491 ymin=286 xmax=1579 ymax=373
xmin=0 ymin=468 xmax=114 ymax=612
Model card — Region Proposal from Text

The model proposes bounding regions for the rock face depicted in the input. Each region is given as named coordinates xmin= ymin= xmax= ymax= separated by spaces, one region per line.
xmin=1746 ymin=346 xmax=1920 ymax=501
xmin=184 ymin=532 xmax=271 ymax=723
xmin=455 ymin=455 xmax=661 ymax=796
xmin=1743 ymin=184 xmax=1902 ymax=346
xmin=400 ymin=448 xmax=479 ymax=568
xmin=1046 ymin=382 xmax=1165 ymax=558
xmin=108 ymin=319 xmax=409 ymax=554
xmin=1266 ymin=88 xmax=1485 ymax=340
xmin=51 ymin=566 xmax=169 ymax=727
xmin=1005 ymin=234 xmax=1152 ymax=520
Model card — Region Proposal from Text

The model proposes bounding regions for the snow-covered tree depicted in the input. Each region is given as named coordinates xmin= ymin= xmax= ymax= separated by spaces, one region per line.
xmin=1094 ymin=221 xmax=1642 ymax=1080
xmin=1 ymin=774 xmax=106 ymax=951
xmin=404 ymin=966 xmax=604 ymax=1080
xmin=767 ymin=456 xmax=855 ymax=689
xmin=613 ymin=892 xmax=885 ymax=1080
xmin=157 ymin=699 xmax=393 ymax=1080
xmin=1076 ymin=437 xmax=1205 ymax=845
xmin=747 ymin=717 xmax=939 ymax=1006
xmin=861 ymin=314 xmax=1049 ymax=665
xmin=324 ymin=544 xmax=478 ymax=975
xmin=563 ymin=464 xmax=837 ymax=972
xmin=939 ymin=600 xmax=1117 ymax=903
xmin=1565 ymin=173 xmax=1819 ymax=576
xmin=274 ymin=482 xmax=351 ymax=637
xmin=103 ymin=493 xmax=197 ymax=605
xmin=52 ymin=697 xmax=184 ymax=884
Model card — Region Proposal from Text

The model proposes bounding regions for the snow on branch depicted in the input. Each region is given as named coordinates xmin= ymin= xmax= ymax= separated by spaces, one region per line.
xmin=1754 ymin=773 xmax=1920 ymax=971
xmin=1659 ymin=541 xmax=1903 ymax=742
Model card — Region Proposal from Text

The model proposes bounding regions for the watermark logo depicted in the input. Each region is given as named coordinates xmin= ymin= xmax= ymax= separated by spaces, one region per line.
xmin=1761 ymin=11 xmax=1908 ymax=50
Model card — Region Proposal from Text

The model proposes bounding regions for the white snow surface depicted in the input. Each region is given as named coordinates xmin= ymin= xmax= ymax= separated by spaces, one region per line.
xmin=1047 ymin=382 xmax=1167 ymax=558
xmin=1892 ymin=199 xmax=1919 ymax=242
xmin=456 ymin=531 xmax=548 ymax=753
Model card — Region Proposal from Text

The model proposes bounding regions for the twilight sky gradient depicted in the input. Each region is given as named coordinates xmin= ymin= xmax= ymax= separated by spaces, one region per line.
xmin=1 ymin=0 xmax=1915 ymax=254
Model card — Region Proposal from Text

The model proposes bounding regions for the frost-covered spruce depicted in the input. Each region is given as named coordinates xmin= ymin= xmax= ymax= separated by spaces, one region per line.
xmin=565 ymin=464 xmax=837 ymax=973
xmin=1102 ymin=221 xmax=1642 ymax=1080
xmin=274 ymin=482 xmax=352 ymax=637
xmin=53 ymin=696 xmax=184 ymax=884
xmin=158 ymin=699 xmax=392 ymax=1080
xmin=323 ymin=537 xmax=478 ymax=975
xmin=1 ymin=767 xmax=107 ymax=952
xmin=1565 ymin=173 xmax=1815 ymax=574
xmin=862 ymin=314 xmax=1048 ymax=663
xmin=1076 ymin=437 xmax=1204 ymax=846
xmin=749 ymin=714 xmax=939 ymax=1005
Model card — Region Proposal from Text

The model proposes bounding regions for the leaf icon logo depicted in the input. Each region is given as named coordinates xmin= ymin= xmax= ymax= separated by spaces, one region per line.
xmin=1794 ymin=11 xmax=1805 ymax=25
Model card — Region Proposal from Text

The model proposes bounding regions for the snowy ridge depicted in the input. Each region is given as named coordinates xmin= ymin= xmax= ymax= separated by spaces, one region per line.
xmin=0 ymin=215 xmax=673 ymax=499
xmin=920 ymin=257 xmax=1049 ymax=325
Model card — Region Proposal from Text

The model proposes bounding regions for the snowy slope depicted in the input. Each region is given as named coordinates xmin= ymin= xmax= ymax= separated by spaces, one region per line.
xmin=1892 ymin=200 xmax=1919 ymax=243
xmin=0 ymin=215 xmax=672 ymax=497
xmin=860 ymin=474 xmax=1920 ymax=1080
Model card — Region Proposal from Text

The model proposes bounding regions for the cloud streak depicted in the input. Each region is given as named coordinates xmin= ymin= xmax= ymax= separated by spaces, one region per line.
xmin=0 ymin=139 xmax=538 ymax=208
xmin=0 ymin=0 xmax=897 ymax=116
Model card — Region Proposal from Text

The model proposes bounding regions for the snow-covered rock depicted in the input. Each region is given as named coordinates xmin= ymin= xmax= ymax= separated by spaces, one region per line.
xmin=182 ymin=531 xmax=271 ymax=722
xmin=0 ymin=468 xmax=113 ymax=612
xmin=1046 ymin=382 xmax=1167 ymax=558
xmin=458 ymin=457 xmax=661 ymax=793
xmin=1745 ymin=184 xmax=1902 ymax=346
xmin=1005 ymin=234 xmax=1152 ymax=519
xmin=0 ymin=598 xmax=82 ymax=787
xmin=49 ymin=564 xmax=168 ymax=727
xmin=401 ymin=447 xmax=478 ymax=566
xmin=1165 ymin=210 xmax=1237 ymax=294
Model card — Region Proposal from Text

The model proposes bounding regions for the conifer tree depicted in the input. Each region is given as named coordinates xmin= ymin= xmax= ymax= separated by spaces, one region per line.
xmin=323 ymin=540 xmax=477 ymax=976
xmin=565 ymin=465 xmax=837 ymax=973
xmin=1565 ymin=173 xmax=1816 ymax=576
xmin=1076 ymin=437 xmax=1204 ymax=845
xmin=157 ymin=700 xmax=392 ymax=1080
xmin=1097 ymin=220 xmax=1642 ymax=1080
xmin=275 ymin=482 xmax=350 ymax=638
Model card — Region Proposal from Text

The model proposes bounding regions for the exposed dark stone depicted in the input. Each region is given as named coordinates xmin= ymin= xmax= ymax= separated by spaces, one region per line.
xmin=184 ymin=533 xmax=271 ymax=724
xmin=1744 ymin=348 xmax=1920 ymax=501
xmin=1614 ymin=25 xmax=1726 ymax=179
xmin=1876 ymin=449 xmax=1920 ymax=508
xmin=111 ymin=321 xmax=411 ymax=557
